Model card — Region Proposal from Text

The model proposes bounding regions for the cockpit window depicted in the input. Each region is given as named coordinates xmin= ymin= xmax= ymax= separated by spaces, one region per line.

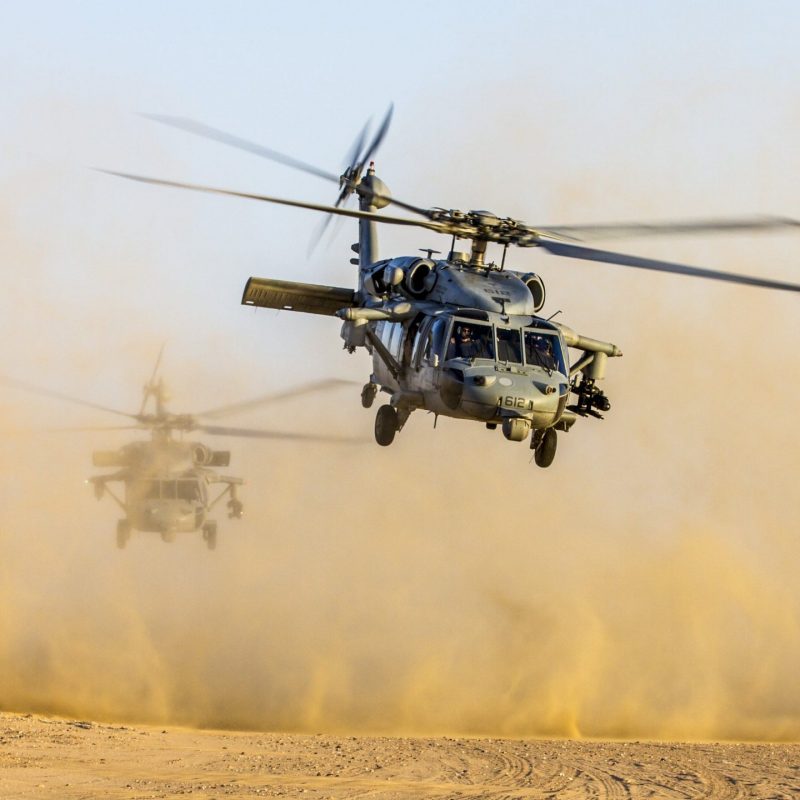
xmin=130 ymin=480 xmax=161 ymax=501
xmin=177 ymin=480 xmax=202 ymax=501
xmin=447 ymin=322 xmax=495 ymax=360
xmin=496 ymin=328 xmax=522 ymax=363
xmin=524 ymin=330 xmax=565 ymax=373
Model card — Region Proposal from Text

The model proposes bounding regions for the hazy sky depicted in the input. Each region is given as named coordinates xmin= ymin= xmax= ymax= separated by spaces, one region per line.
xmin=1 ymin=2 xmax=800 ymax=740
xmin=2 ymin=1 xmax=799 ymax=392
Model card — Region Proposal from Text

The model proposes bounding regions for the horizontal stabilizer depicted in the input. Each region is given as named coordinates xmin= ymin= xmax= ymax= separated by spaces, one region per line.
xmin=242 ymin=277 xmax=357 ymax=316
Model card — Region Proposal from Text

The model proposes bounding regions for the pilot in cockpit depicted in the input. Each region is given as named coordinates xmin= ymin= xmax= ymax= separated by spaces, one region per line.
xmin=452 ymin=325 xmax=479 ymax=359
xmin=533 ymin=335 xmax=557 ymax=370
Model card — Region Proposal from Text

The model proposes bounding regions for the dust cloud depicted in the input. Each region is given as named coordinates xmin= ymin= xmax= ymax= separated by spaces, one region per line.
xmin=1 ymin=97 xmax=800 ymax=744
xmin=2 ymin=306 xmax=798 ymax=742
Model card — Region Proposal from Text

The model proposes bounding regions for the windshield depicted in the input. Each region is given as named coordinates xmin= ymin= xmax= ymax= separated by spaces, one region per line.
xmin=447 ymin=322 xmax=495 ymax=360
xmin=177 ymin=480 xmax=202 ymax=501
xmin=134 ymin=480 xmax=202 ymax=501
xmin=524 ymin=330 xmax=566 ymax=373
xmin=496 ymin=327 xmax=523 ymax=363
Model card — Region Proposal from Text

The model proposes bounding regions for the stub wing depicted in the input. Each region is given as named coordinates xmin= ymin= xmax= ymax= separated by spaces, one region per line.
xmin=242 ymin=277 xmax=357 ymax=316
xmin=214 ymin=475 xmax=245 ymax=486
xmin=89 ymin=471 xmax=126 ymax=484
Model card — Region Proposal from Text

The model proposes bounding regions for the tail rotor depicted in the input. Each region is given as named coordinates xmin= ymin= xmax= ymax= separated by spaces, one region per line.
xmin=309 ymin=105 xmax=394 ymax=251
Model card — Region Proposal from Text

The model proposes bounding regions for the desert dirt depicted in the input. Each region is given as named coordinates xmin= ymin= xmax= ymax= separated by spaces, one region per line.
xmin=1 ymin=711 xmax=797 ymax=800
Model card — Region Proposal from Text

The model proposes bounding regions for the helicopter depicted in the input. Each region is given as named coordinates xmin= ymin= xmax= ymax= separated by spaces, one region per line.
xmin=2 ymin=352 xmax=358 ymax=548
xmin=103 ymin=108 xmax=800 ymax=466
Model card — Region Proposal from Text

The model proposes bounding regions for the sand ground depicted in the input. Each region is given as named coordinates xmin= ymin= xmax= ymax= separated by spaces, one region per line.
xmin=0 ymin=711 xmax=797 ymax=799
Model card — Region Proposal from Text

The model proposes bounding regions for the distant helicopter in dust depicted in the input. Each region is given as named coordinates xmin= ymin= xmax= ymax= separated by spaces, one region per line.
xmin=2 ymin=350 xmax=358 ymax=548
xmin=104 ymin=108 xmax=800 ymax=467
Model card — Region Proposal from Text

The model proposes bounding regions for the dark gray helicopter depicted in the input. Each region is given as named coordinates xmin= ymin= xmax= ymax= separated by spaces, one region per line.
xmin=105 ymin=109 xmax=800 ymax=466
xmin=2 ymin=353 xmax=356 ymax=547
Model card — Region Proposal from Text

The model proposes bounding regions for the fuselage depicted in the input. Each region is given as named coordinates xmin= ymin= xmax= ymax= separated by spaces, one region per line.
xmin=370 ymin=310 xmax=570 ymax=431
xmin=125 ymin=472 xmax=208 ymax=533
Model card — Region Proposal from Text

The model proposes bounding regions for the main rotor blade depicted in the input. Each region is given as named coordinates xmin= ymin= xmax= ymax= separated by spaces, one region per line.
xmin=0 ymin=375 xmax=138 ymax=419
xmin=142 ymin=114 xmax=341 ymax=183
xmin=199 ymin=423 xmax=365 ymax=443
xmin=99 ymin=170 xmax=448 ymax=233
xmin=48 ymin=425 xmax=143 ymax=432
xmin=537 ymin=216 xmax=800 ymax=242
xmin=539 ymin=240 xmax=800 ymax=293
xmin=195 ymin=378 xmax=358 ymax=420
xmin=143 ymin=110 xmax=431 ymax=220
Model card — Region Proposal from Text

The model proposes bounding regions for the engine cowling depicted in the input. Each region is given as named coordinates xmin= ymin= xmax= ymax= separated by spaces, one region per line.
xmin=208 ymin=450 xmax=231 ymax=467
xmin=191 ymin=444 xmax=230 ymax=467
xmin=370 ymin=256 xmax=438 ymax=299
xmin=520 ymin=273 xmax=546 ymax=313
xmin=403 ymin=258 xmax=437 ymax=298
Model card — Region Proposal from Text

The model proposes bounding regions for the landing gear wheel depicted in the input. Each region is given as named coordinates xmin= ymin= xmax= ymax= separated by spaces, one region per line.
xmin=534 ymin=428 xmax=557 ymax=468
xmin=361 ymin=382 xmax=378 ymax=409
xmin=161 ymin=530 xmax=176 ymax=543
xmin=375 ymin=404 xmax=398 ymax=446
xmin=227 ymin=499 xmax=244 ymax=519
xmin=116 ymin=520 xmax=130 ymax=549
xmin=202 ymin=521 xmax=218 ymax=551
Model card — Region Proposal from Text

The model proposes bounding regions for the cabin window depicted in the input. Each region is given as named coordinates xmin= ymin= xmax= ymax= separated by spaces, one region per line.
xmin=496 ymin=328 xmax=523 ymax=363
xmin=447 ymin=322 xmax=495 ymax=360
xmin=388 ymin=322 xmax=404 ymax=359
xmin=379 ymin=321 xmax=403 ymax=359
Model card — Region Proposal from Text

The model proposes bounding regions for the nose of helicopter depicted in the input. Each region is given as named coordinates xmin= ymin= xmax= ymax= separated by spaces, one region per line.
xmin=142 ymin=501 xmax=199 ymax=533
xmin=455 ymin=366 xmax=568 ymax=424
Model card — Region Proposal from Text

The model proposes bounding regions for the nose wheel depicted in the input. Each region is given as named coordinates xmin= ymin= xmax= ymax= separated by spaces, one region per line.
xmin=532 ymin=428 xmax=557 ymax=468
